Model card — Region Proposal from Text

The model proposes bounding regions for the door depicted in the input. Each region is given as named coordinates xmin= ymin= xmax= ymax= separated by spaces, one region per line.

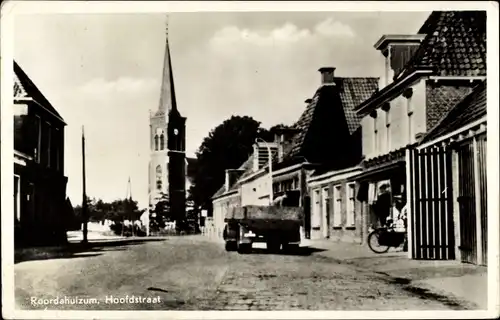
xmin=322 ymin=187 xmax=330 ymax=238
xmin=456 ymin=142 xmax=477 ymax=264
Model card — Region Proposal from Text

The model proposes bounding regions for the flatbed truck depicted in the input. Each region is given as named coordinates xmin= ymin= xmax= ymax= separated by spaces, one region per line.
xmin=222 ymin=205 xmax=303 ymax=254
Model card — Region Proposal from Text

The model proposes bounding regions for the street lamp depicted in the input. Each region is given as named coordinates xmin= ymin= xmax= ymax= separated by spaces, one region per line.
xmin=255 ymin=137 xmax=273 ymax=204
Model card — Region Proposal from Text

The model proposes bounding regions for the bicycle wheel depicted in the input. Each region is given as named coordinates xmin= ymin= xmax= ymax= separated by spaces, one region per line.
xmin=368 ymin=229 xmax=391 ymax=254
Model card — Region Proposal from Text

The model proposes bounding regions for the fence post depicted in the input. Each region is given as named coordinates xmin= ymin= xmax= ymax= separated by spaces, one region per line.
xmin=473 ymin=136 xmax=483 ymax=265
xmin=406 ymin=148 xmax=413 ymax=259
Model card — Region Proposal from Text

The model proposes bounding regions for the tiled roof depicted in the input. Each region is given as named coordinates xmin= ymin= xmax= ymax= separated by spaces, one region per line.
xmin=285 ymin=77 xmax=378 ymax=160
xmin=14 ymin=61 xmax=65 ymax=124
xmin=399 ymin=11 xmax=486 ymax=78
xmin=421 ymin=81 xmax=486 ymax=143
xmin=212 ymin=185 xmax=228 ymax=199
xmin=341 ymin=78 xmax=380 ymax=134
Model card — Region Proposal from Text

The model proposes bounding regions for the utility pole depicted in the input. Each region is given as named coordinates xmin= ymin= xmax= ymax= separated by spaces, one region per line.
xmin=81 ymin=126 xmax=88 ymax=244
xmin=126 ymin=177 xmax=134 ymax=237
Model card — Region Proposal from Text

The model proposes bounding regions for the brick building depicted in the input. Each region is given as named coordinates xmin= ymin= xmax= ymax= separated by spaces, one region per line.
xmin=14 ymin=61 xmax=69 ymax=247
xmin=414 ymin=82 xmax=487 ymax=265
xmin=353 ymin=11 xmax=486 ymax=259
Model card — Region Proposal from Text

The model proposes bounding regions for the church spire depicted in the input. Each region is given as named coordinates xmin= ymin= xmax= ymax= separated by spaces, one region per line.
xmin=157 ymin=16 xmax=178 ymax=116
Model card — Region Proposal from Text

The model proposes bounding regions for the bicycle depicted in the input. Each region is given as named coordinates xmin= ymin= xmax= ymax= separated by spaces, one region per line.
xmin=367 ymin=218 xmax=408 ymax=254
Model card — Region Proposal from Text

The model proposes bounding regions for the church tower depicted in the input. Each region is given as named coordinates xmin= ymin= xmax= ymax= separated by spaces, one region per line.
xmin=148 ymin=19 xmax=185 ymax=209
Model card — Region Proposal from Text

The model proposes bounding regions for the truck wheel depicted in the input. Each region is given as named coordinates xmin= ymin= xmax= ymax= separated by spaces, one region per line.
xmin=225 ymin=241 xmax=237 ymax=252
xmin=283 ymin=243 xmax=299 ymax=253
xmin=237 ymin=243 xmax=251 ymax=254
xmin=267 ymin=241 xmax=281 ymax=253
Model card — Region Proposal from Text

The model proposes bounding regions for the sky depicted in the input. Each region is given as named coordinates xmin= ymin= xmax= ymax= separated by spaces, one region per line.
xmin=14 ymin=11 xmax=430 ymax=209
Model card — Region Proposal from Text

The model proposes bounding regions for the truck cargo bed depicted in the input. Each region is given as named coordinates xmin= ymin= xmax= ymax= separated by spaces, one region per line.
xmin=224 ymin=205 xmax=303 ymax=222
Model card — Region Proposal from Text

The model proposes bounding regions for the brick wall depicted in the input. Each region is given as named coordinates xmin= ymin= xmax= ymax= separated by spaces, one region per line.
xmin=425 ymin=81 xmax=474 ymax=131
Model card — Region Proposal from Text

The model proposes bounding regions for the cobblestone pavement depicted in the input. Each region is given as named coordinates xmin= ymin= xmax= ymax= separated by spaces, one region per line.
xmin=15 ymin=236 xmax=469 ymax=311
xmin=196 ymin=246 xmax=463 ymax=310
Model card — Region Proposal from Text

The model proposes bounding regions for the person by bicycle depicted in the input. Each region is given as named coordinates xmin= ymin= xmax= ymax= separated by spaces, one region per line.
xmin=392 ymin=194 xmax=408 ymax=251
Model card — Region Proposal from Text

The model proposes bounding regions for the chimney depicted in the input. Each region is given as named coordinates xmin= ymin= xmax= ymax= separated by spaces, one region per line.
xmin=225 ymin=169 xmax=244 ymax=191
xmin=305 ymin=98 xmax=312 ymax=104
xmin=225 ymin=169 xmax=231 ymax=191
xmin=374 ymin=35 xmax=426 ymax=87
xmin=253 ymin=143 xmax=260 ymax=172
xmin=318 ymin=67 xmax=336 ymax=86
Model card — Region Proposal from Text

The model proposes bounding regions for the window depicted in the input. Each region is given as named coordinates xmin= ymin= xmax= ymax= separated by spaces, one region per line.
xmin=333 ymin=185 xmax=342 ymax=227
xmin=43 ymin=122 xmax=51 ymax=167
xmin=346 ymin=183 xmax=356 ymax=227
xmin=322 ymin=187 xmax=330 ymax=237
xmin=156 ymin=165 xmax=162 ymax=190
xmin=34 ymin=116 xmax=41 ymax=163
xmin=154 ymin=135 xmax=159 ymax=151
xmin=407 ymin=95 xmax=413 ymax=144
xmin=160 ymin=133 xmax=165 ymax=150
xmin=311 ymin=189 xmax=321 ymax=229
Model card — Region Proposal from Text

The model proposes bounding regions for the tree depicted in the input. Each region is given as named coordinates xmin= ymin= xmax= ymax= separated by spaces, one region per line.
xmin=189 ymin=116 xmax=294 ymax=210
xmin=154 ymin=192 xmax=171 ymax=221
xmin=73 ymin=198 xmax=144 ymax=223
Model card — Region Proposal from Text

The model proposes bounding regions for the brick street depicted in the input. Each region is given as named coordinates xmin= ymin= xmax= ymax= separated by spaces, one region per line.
xmin=15 ymin=236 xmax=471 ymax=311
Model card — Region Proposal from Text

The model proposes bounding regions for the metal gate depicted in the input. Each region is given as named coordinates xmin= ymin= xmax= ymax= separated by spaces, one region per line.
xmin=456 ymin=141 xmax=477 ymax=264
xmin=409 ymin=146 xmax=455 ymax=260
